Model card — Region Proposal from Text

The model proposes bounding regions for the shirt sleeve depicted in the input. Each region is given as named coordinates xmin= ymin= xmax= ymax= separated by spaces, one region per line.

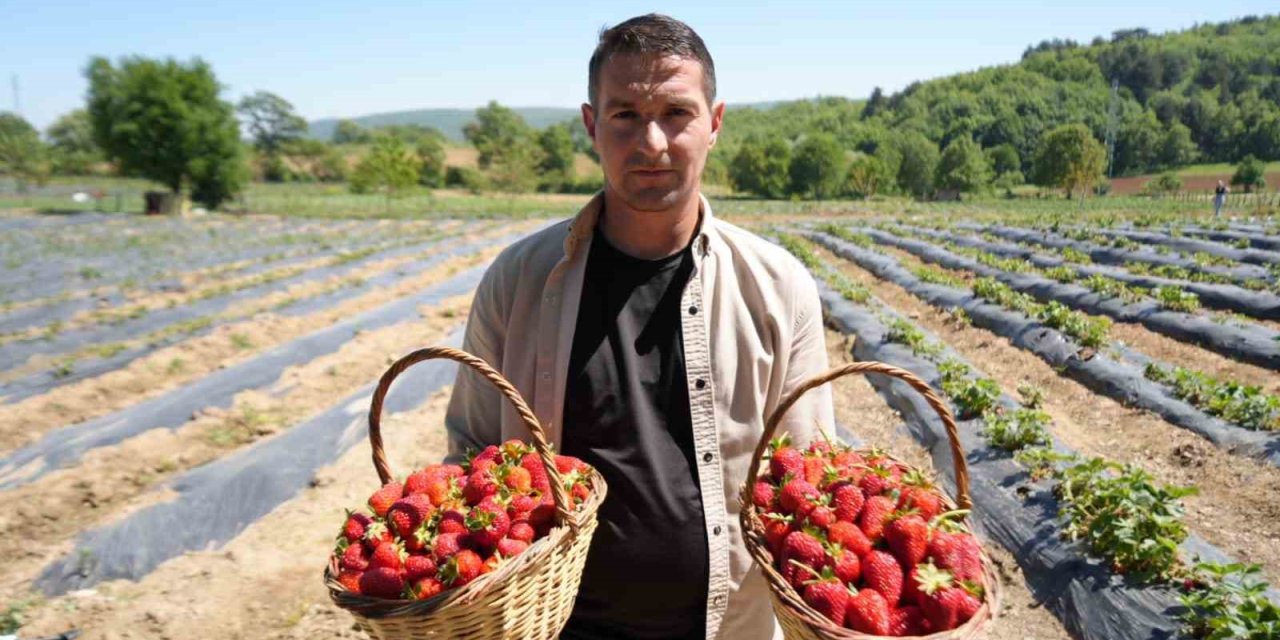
xmin=776 ymin=266 xmax=836 ymax=446
xmin=443 ymin=263 xmax=507 ymax=464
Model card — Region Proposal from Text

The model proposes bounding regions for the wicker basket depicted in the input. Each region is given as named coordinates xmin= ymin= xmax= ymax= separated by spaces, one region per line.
xmin=324 ymin=346 xmax=607 ymax=640
xmin=739 ymin=361 xmax=1001 ymax=639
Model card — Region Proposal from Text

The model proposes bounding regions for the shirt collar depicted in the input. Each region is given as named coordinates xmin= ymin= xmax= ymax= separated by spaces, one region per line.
xmin=563 ymin=190 xmax=715 ymax=261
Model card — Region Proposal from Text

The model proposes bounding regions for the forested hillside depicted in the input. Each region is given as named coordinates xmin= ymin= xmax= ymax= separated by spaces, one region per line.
xmin=712 ymin=14 xmax=1280 ymax=196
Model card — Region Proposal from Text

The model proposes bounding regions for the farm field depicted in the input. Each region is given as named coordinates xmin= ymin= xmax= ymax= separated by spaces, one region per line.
xmin=3 ymin=204 xmax=1280 ymax=640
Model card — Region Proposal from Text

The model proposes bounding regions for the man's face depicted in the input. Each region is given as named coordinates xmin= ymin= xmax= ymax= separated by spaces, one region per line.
xmin=582 ymin=54 xmax=724 ymax=213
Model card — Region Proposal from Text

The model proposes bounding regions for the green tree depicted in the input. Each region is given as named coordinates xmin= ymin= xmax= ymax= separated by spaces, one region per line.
xmin=935 ymin=136 xmax=992 ymax=193
xmin=1032 ymin=123 xmax=1107 ymax=201
xmin=536 ymin=122 xmax=576 ymax=191
xmin=1156 ymin=122 xmax=1198 ymax=169
xmin=86 ymin=56 xmax=247 ymax=208
xmin=237 ymin=91 xmax=308 ymax=155
xmin=333 ymin=119 xmax=371 ymax=144
xmin=985 ymin=143 xmax=1021 ymax=176
xmin=416 ymin=134 xmax=446 ymax=188
xmin=1231 ymin=154 xmax=1266 ymax=193
xmin=0 ymin=112 xmax=50 ymax=191
xmin=729 ymin=135 xmax=790 ymax=198
xmin=892 ymin=131 xmax=940 ymax=198
xmin=46 ymin=109 xmax=101 ymax=175
xmin=349 ymin=136 xmax=420 ymax=207
xmin=464 ymin=101 xmax=536 ymax=169
xmin=788 ymin=133 xmax=846 ymax=199
xmin=844 ymin=153 xmax=892 ymax=199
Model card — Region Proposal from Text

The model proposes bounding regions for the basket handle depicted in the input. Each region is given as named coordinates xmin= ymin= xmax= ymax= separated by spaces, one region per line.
xmin=747 ymin=361 xmax=971 ymax=511
xmin=367 ymin=346 xmax=575 ymax=527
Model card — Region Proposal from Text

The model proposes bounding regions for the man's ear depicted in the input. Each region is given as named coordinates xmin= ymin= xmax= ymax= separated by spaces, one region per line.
xmin=709 ymin=100 xmax=726 ymax=148
xmin=581 ymin=103 xmax=597 ymax=145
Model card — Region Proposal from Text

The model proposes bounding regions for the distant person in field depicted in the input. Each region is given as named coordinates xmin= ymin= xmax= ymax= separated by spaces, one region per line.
xmin=1214 ymin=180 xmax=1229 ymax=217
xmin=445 ymin=13 xmax=833 ymax=640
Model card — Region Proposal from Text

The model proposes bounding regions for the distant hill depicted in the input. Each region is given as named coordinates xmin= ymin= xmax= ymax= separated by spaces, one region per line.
xmin=308 ymin=101 xmax=799 ymax=143
xmin=308 ymin=107 xmax=579 ymax=143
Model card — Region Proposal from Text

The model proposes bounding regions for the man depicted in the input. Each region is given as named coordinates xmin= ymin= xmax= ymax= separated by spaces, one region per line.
xmin=445 ymin=14 xmax=833 ymax=639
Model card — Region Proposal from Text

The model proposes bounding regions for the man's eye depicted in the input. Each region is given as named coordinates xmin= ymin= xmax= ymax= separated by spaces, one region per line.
xmin=613 ymin=111 xmax=637 ymax=120
xmin=668 ymin=108 xmax=691 ymax=117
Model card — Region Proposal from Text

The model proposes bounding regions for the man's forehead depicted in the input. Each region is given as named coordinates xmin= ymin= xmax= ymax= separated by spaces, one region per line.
xmin=598 ymin=54 xmax=706 ymax=104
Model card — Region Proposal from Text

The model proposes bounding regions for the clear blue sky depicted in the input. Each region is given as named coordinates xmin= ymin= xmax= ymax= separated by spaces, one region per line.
xmin=2 ymin=1 xmax=1276 ymax=131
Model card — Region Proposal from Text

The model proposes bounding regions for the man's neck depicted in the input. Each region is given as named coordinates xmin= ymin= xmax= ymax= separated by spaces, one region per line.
xmin=597 ymin=188 xmax=702 ymax=260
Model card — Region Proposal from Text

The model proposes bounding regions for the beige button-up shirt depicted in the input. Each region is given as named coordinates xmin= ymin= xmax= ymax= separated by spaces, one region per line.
xmin=444 ymin=192 xmax=834 ymax=639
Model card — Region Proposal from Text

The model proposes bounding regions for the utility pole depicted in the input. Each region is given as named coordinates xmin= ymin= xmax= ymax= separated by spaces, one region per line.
xmin=1104 ymin=78 xmax=1119 ymax=178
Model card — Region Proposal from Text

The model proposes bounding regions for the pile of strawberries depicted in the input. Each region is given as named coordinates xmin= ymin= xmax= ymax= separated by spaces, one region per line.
xmin=753 ymin=434 xmax=987 ymax=636
xmin=330 ymin=439 xmax=594 ymax=601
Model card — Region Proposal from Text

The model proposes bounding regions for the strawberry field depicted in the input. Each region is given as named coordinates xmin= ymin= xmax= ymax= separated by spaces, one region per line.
xmin=3 ymin=208 xmax=1280 ymax=639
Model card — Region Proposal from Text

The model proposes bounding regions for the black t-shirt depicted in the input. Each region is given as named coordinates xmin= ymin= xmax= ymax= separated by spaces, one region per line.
xmin=1216 ymin=185 xmax=1227 ymax=196
xmin=558 ymin=228 xmax=709 ymax=640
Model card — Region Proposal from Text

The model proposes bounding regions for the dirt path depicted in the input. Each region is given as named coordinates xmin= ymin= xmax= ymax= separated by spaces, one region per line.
xmin=0 ymin=222 xmax=537 ymax=453
xmin=824 ymin=329 xmax=1071 ymax=640
xmin=0 ymin=292 xmax=474 ymax=602
xmin=816 ymin=243 xmax=1280 ymax=584
xmin=870 ymin=239 xmax=1280 ymax=392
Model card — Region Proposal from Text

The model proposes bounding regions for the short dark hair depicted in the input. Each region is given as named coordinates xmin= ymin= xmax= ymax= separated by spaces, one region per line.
xmin=588 ymin=14 xmax=716 ymax=109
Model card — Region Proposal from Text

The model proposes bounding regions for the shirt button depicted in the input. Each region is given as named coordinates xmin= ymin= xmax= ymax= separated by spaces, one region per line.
xmin=688 ymin=305 xmax=698 ymax=315
xmin=713 ymin=525 xmax=722 ymax=535
xmin=541 ymin=372 xmax=551 ymax=381
xmin=702 ymin=452 xmax=713 ymax=463
xmin=695 ymin=378 xmax=706 ymax=390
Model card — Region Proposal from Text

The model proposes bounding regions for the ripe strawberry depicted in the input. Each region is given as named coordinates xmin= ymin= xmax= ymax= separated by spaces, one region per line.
xmin=803 ymin=456 xmax=826 ymax=486
xmin=370 ymin=541 xmax=405 ymax=572
xmin=770 ymin=446 xmax=805 ymax=481
xmin=497 ymin=538 xmax=530 ymax=558
xmin=404 ymin=554 xmax=437 ymax=583
xmin=890 ymin=605 xmax=932 ymax=636
xmin=508 ymin=521 xmax=535 ymax=543
xmin=554 ymin=455 xmax=587 ymax=475
xmin=807 ymin=438 xmax=833 ymax=456
xmin=404 ymin=469 xmax=433 ymax=496
xmin=472 ymin=445 xmax=503 ymax=467
xmin=897 ymin=471 xmax=943 ymax=522
xmin=438 ymin=509 xmax=467 ymax=535
xmin=466 ymin=502 xmax=511 ymax=553
xmin=359 ymin=567 xmax=405 ymax=599
xmin=362 ymin=520 xmax=393 ymax=548
xmin=752 ymin=480 xmax=777 ymax=509
xmin=803 ymin=580 xmax=849 ymax=625
xmin=337 ymin=569 xmax=362 ymax=593
xmin=528 ymin=492 xmax=556 ymax=535
xmin=519 ymin=453 xmax=551 ymax=492
xmin=412 ymin=576 xmax=444 ymax=600
xmin=433 ymin=532 xmax=464 ymax=561
xmin=404 ymin=521 xmax=434 ymax=554
xmin=763 ymin=514 xmax=795 ymax=557
xmin=831 ymin=482 xmax=865 ymax=523
xmin=340 ymin=543 xmax=370 ymax=572
xmin=368 ymin=482 xmax=404 ymax=518
xmin=779 ymin=479 xmax=820 ymax=516
xmin=917 ymin=563 xmax=982 ymax=631
xmin=845 ymin=589 xmax=891 ymax=635
xmin=421 ymin=476 xmax=457 ymax=507
xmin=805 ymin=504 xmax=836 ymax=530
xmin=502 ymin=466 xmax=532 ymax=493
xmin=858 ymin=467 xmax=896 ymax=498
xmin=827 ymin=521 xmax=872 ymax=558
xmin=781 ymin=530 xmax=827 ymax=590
xmin=387 ymin=494 xmax=434 ymax=541
xmin=832 ymin=449 xmax=864 ymax=471
xmin=463 ymin=470 xmax=499 ymax=505
xmin=903 ymin=564 xmax=926 ymax=607
xmin=341 ymin=511 xmax=373 ymax=544
xmin=862 ymin=550 xmax=904 ymax=605
xmin=829 ymin=548 xmax=861 ymax=585
xmin=441 ymin=549 xmax=484 ymax=587
xmin=507 ymin=493 xmax=537 ymax=523
xmin=928 ymin=529 xmax=983 ymax=583
xmin=885 ymin=513 xmax=930 ymax=568
xmin=858 ymin=495 xmax=895 ymax=542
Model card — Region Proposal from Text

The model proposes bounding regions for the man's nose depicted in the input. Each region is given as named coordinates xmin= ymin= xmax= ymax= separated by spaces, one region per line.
xmin=637 ymin=119 xmax=668 ymax=157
